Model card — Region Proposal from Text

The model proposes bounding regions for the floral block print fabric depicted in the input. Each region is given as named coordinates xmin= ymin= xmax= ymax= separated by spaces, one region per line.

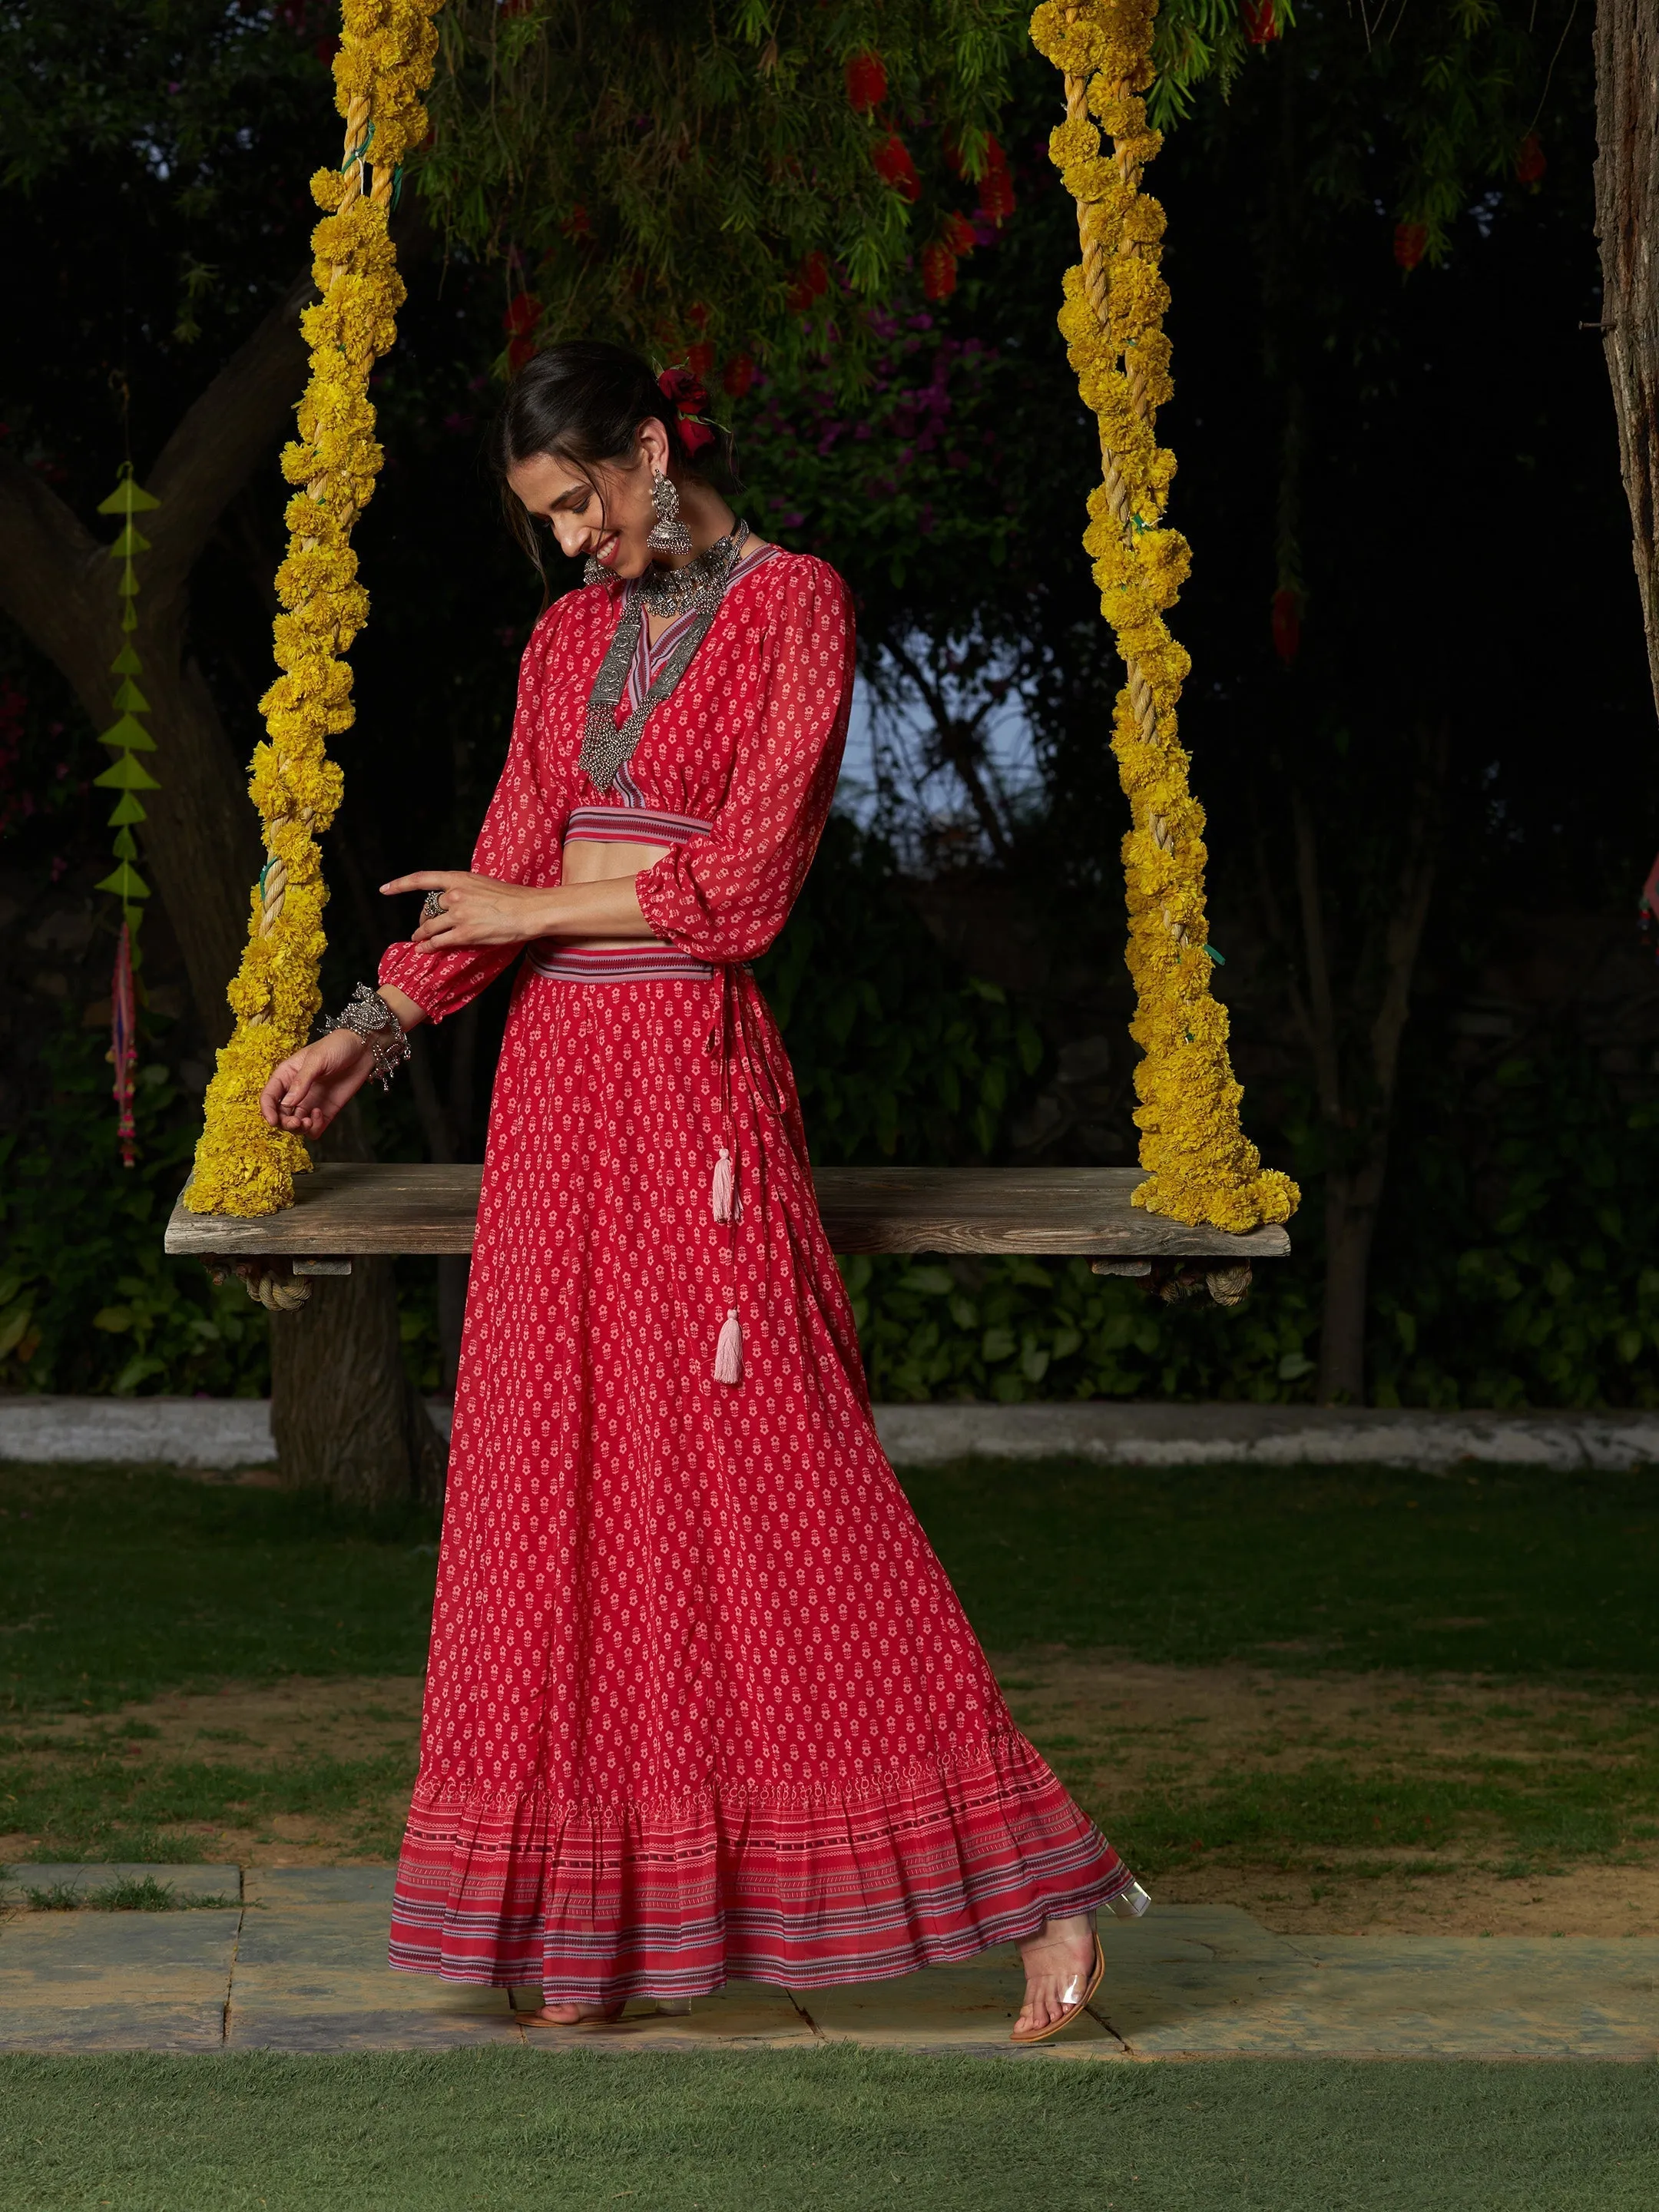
xmin=378 ymin=553 xmax=1137 ymax=2003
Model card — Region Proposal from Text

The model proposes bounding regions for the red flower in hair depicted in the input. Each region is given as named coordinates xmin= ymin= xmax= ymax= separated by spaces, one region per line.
xmin=680 ymin=419 xmax=716 ymax=455
xmin=1392 ymin=220 xmax=1428 ymax=271
xmin=845 ymin=50 xmax=887 ymax=115
xmin=873 ymin=134 xmax=919 ymax=203
xmin=657 ymin=366 xmax=708 ymax=414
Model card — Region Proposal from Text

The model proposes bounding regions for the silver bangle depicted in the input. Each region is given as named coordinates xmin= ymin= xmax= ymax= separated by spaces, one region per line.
xmin=319 ymin=982 xmax=411 ymax=1091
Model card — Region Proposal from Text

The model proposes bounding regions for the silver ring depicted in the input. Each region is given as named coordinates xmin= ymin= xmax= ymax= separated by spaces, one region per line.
xmin=421 ymin=890 xmax=445 ymax=921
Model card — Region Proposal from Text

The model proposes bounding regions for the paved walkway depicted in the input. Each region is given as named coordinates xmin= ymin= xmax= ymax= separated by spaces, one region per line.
xmin=5 ymin=1395 xmax=1659 ymax=1472
xmin=3 ymin=1867 xmax=1655 ymax=2059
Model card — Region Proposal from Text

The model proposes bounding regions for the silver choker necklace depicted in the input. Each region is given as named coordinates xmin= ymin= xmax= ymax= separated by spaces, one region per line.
xmin=585 ymin=521 xmax=750 ymax=618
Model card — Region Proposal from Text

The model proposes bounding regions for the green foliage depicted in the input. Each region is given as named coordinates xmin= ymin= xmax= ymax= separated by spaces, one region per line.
xmin=843 ymin=1253 xmax=1319 ymax=1404
xmin=0 ymin=1014 xmax=268 ymax=1398
xmin=1369 ymin=1047 xmax=1659 ymax=1412
xmin=423 ymin=0 xmax=1028 ymax=380
xmin=417 ymin=1 xmax=1293 ymax=380
xmin=757 ymin=816 xmax=1044 ymax=1162
xmin=734 ymin=318 xmax=1015 ymax=594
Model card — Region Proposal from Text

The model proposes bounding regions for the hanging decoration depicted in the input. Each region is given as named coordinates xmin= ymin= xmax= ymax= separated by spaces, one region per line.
xmin=184 ymin=0 xmax=443 ymax=1219
xmin=92 ymin=462 xmax=163 ymax=1168
xmin=1029 ymin=0 xmax=1296 ymax=1232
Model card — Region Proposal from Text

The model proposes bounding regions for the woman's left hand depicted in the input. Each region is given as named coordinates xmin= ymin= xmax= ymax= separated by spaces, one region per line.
xmin=381 ymin=870 xmax=555 ymax=947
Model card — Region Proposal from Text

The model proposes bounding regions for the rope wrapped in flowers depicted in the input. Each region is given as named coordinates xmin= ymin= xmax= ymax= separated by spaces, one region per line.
xmin=1030 ymin=0 xmax=1297 ymax=1233
xmin=185 ymin=0 xmax=442 ymax=1217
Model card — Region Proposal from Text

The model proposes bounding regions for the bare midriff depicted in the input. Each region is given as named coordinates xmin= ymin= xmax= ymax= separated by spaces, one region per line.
xmin=557 ymin=834 xmax=671 ymax=950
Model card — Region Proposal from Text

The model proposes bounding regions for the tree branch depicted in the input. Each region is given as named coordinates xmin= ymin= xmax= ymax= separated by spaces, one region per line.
xmin=144 ymin=268 xmax=316 ymax=605
xmin=0 ymin=452 xmax=104 ymax=697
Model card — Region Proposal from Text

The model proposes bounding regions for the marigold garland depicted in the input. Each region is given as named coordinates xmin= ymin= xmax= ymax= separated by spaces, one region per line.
xmin=1030 ymin=0 xmax=1297 ymax=1233
xmin=185 ymin=0 xmax=442 ymax=1217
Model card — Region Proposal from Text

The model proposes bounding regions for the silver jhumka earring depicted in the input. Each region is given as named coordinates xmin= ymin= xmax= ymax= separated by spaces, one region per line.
xmin=646 ymin=469 xmax=693 ymax=557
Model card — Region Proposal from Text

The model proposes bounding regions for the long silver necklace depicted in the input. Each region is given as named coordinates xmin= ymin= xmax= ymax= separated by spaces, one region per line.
xmin=579 ymin=522 xmax=750 ymax=793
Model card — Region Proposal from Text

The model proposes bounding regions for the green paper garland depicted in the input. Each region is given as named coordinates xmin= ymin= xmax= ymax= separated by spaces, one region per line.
xmin=91 ymin=464 xmax=161 ymax=965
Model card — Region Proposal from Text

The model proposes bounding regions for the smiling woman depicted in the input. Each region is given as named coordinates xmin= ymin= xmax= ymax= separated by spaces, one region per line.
xmin=250 ymin=338 xmax=1145 ymax=2045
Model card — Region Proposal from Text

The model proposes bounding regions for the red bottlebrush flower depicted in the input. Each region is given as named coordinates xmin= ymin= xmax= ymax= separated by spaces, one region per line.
xmin=1515 ymin=132 xmax=1547 ymax=184
xmin=685 ymin=340 xmax=715 ymax=378
xmin=977 ymin=159 xmax=1016 ymax=227
xmin=786 ymin=250 xmax=830 ymax=312
xmin=1242 ymin=0 xmax=1280 ymax=43
xmin=873 ymin=133 xmax=920 ymax=203
xmin=1271 ymin=587 xmax=1301 ymax=666
xmin=846 ymin=50 xmax=887 ymax=116
xmin=503 ymin=293 xmax=541 ymax=373
xmin=561 ymin=204 xmax=592 ymax=240
xmin=943 ymin=211 xmax=978 ymax=256
xmin=687 ymin=302 xmax=710 ymax=331
xmin=723 ymin=353 xmax=757 ymax=399
xmin=1392 ymin=221 xmax=1428 ymax=271
xmin=921 ymin=243 xmax=959 ymax=301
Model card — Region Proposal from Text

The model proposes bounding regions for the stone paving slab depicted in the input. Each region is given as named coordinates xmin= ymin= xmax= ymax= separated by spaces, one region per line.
xmin=228 ymin=1900 xmax=519 ymax=2052
xmin=5 ymin=1875 xmax=1659 ymax=2058
xmin=1093 ymin=1917 xmax=1659 ymax=2060
xmin=245 ymin=1866 xmax=394 ymax=1909
xmin=793 ymin=1944 xmax=1115 ymax=2055
xmin=2 ymin=1863 xmax=240 ymax=1904
xmin=0 ymin=1908 xmax=242 ymax=2052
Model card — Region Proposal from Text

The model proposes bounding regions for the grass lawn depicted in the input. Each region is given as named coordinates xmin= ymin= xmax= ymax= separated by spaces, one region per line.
xmin=0 ymin=2048 xmax=1654 ymax=2212
xmin=4 ymin=1455 xmax=1658 ymax=1906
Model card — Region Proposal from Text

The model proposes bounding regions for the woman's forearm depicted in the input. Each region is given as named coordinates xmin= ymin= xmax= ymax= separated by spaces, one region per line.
xmin=531 ymin=874 xmax=658 ymax=941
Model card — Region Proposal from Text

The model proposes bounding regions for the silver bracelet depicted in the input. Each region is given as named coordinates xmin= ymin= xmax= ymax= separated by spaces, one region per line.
xmin=318 ymin=982 xmax=411 ymax=1091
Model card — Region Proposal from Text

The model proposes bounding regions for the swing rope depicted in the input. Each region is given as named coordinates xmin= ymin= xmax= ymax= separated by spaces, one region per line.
xmin=185 ymin=0 xmax=442 ymax=1219
xmin=1031 ymin=0 xmax=1297 ymax=1233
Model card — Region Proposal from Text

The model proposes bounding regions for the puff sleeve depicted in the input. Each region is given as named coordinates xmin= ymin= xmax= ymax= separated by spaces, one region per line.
xmin=377 ymin=602 xmax=569 ymax=1022
xmin=634 ymin=558 xmax=855 ymax=964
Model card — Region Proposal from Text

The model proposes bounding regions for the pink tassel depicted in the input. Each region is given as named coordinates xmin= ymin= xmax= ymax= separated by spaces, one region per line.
xmin=713 ymin=1306 xmax=743 ymax=1385
xmin=711 ymin=1144 xmax=740 ymax=1224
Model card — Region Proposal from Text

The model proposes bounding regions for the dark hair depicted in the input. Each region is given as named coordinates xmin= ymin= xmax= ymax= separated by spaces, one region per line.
xmin=489 ymin=340 xmax=734 ymax=584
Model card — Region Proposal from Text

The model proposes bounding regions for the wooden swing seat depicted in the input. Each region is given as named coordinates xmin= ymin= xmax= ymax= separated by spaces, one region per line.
xmin=163 ymin=1163 xmax=1290 ymax=1272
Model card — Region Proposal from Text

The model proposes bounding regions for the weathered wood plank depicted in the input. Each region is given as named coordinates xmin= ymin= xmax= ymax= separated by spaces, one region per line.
xmin=164 ymin=1164 xmax=1290 ymax=1260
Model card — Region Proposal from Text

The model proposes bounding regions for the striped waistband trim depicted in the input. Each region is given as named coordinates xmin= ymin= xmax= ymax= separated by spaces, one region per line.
xmin=564 ymin=805 xmax=712 ymax=847
xmin=527 ymin=943 xmax=716 ymax=983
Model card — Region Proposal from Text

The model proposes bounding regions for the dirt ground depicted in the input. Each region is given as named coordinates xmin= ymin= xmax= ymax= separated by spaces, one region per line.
xmin=998 ymin=1652 xmax=1659 ymax=1939
xmin=5 ymin=1657 xmax=1657 ymax=1937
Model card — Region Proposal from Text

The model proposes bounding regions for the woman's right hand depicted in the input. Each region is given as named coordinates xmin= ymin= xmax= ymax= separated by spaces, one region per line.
xmin=259 ymin=1028 xmax=376 ymax=1138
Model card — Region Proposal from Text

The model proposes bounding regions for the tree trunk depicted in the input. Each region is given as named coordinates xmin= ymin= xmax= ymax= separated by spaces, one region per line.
xmin=268 ymin=1111 xmax=448 ymax=1508
xmin=1317 ymin=1153 xmax=1390 ymax=1405
xmin=1593 ymin=0 xmax=1659 ymax=728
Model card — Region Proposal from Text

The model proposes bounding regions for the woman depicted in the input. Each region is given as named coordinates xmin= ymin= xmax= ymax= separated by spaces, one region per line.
xmin=261 ymin=342 xmax=1146 ymax=2041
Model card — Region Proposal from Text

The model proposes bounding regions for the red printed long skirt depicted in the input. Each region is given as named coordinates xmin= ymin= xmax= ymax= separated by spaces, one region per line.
xmin=389 ymin=957 xmax=1137 ymax=2004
